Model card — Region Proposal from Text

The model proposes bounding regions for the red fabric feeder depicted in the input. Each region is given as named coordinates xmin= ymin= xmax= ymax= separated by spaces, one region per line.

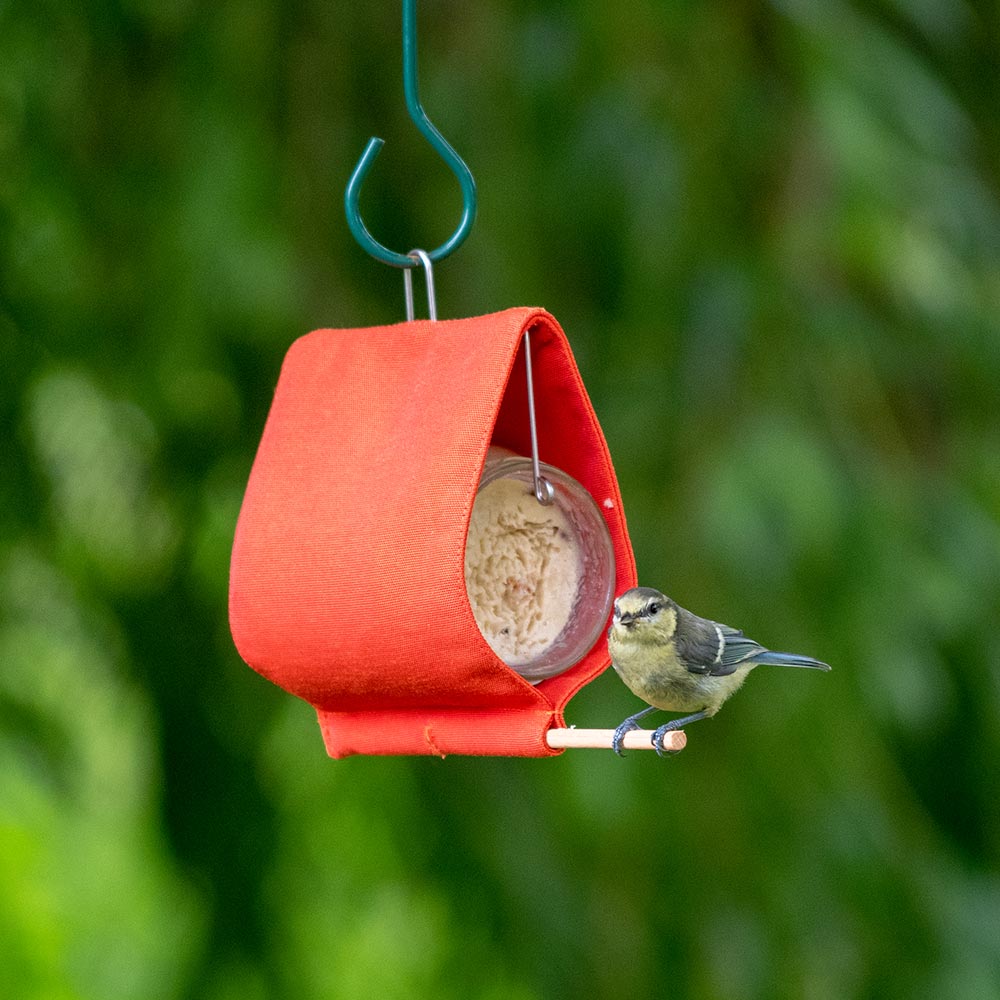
xmin=229 ymin=306 xmax=636 ymax=757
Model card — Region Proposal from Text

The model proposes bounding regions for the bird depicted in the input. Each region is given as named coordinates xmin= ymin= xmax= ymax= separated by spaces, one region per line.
xmin=607 ymin=587 xmax=830 ymax=756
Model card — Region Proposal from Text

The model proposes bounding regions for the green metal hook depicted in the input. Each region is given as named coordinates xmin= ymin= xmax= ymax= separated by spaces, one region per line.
xmin=345 ymin=0 xmax=477 ymax=269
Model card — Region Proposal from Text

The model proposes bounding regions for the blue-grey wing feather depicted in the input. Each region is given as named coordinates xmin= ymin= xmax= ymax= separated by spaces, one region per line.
xmin=691 ymin=624 xmax=767 ymax=676
xmin=718 ymin=625 xmax=767 ymax=669
xmin=674 ymin=609 xmax=748 ymax=677
xmin=677 ymin=612 xmax=826 ymax=676
xmin=673 ymin=607 xmax=722 ymax=674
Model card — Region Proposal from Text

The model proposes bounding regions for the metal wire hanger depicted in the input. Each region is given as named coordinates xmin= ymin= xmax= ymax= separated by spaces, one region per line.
xmin=345 ymin=1 xmax=549 ymax=509
xmin=344 ymin=0 xmax=477 ymax=269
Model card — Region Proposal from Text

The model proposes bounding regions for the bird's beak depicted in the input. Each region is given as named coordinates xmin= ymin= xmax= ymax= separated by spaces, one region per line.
xmin=617 ymin=613 xmax=637 ymax=629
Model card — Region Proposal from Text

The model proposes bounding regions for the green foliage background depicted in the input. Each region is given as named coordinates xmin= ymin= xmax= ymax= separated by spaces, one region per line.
xmin=2 ymin=1 xmax=1000 ymax=997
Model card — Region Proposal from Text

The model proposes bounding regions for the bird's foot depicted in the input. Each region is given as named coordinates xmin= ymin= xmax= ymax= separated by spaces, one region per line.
xmin=612 ymin=706 xmax=659 ymax=757
xmin=651 ymin=722 xmax=684 ymax=758
xmin=612 ymin=720 xmax=641 ymax=757
xmin=650 ymin=710 xmax=709 ymax=757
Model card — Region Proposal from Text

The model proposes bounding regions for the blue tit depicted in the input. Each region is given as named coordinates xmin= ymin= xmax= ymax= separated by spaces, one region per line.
xmin=608 ymin=587 xmax=830 ymax=756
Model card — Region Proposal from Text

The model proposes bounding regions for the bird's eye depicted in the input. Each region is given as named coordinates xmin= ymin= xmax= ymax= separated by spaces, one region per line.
xmin=647 ymin=602 xmax=661 ymax=615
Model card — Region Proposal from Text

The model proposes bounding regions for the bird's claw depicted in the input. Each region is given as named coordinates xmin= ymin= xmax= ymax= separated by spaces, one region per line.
xmin=651 ymin=722 xmax=684 ymax=758
xmin=612 ymin=721 xmax=639 ymax=757
xmin=613 ymin=706 xmax=660 ymax=756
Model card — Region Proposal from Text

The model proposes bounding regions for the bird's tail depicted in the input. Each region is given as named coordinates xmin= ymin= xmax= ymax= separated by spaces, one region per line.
xmin=752 ymin=651 xmax=831 ymax=671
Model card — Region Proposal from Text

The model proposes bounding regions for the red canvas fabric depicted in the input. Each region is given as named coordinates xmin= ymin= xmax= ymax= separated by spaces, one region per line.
xmin=229 ymin=307 xmax=636 ymax=757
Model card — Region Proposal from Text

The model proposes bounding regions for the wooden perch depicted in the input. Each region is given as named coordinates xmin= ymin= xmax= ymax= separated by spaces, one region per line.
xmin=545 ymin=727 xmax=687 ymax=752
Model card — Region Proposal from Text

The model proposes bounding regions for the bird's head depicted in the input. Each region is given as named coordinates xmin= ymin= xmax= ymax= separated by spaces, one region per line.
xmin=611 ymin=587 xmax=678 ymax=642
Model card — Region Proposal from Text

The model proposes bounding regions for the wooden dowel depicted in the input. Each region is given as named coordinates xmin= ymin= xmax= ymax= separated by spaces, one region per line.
xmin=545 ymin=728 xmax=687 ymax=752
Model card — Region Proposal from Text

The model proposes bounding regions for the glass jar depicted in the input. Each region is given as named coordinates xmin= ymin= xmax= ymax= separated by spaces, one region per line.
xmin=464 ymin=447 xmax=615 ymax=682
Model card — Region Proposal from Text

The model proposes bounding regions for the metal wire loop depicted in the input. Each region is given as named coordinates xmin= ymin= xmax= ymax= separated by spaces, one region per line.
xmin=403 ymin=249 xmax=437 ymax=321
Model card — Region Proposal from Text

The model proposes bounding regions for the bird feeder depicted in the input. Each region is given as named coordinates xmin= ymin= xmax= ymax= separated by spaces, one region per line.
xmin=225 ymin=0 xmax=684 ymax=757
xmin=229 ymin=306 xmax=637 ymax=757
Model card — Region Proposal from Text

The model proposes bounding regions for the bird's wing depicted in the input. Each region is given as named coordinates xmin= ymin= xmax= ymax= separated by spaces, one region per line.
xmin=716 ymin=625 xmax=767 ymax=671
xmin=673 ymin=608 xmax=721 ymax=674
xmin=674 ymin=610 xmax=744 ymax=677
xmin=678 ymin=616 xmax=768 ymax=677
